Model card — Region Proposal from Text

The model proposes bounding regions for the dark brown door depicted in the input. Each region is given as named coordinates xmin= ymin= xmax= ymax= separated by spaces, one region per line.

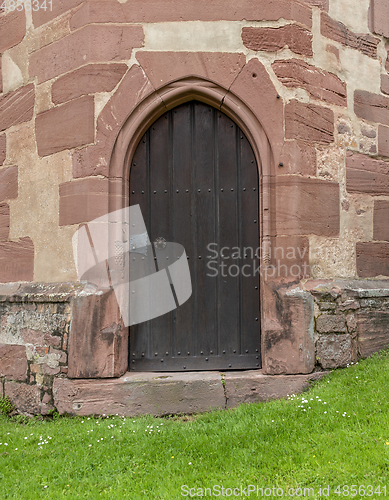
xmin=129 ymin=101 xmax=260 ymax=371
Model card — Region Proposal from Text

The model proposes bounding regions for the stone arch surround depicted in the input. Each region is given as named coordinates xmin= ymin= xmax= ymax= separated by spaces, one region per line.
xmin=68 ymin=53 xmax=286 ymax=379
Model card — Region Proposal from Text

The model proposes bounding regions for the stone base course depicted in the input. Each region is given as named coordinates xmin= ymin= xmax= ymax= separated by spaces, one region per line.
xmin=0 ymin=280 xmax=388 ymax=415
xmin=53 ymin=370 xmax=326 ymax=416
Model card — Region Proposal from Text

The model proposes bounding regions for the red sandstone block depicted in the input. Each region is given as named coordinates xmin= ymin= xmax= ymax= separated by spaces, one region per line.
xmin=5 ymin=381 xmax=41 ymax=414
xmin=357 ymin=311 xmax=389 ymax=357
xmin=0 ymin=9 xmax=26 ymax=53
xmin=321 ymin=12 xmax=379 ymax=58
xmin=346 ymin=152 xmax=389 ymax=195
xmin=228 ymin=58 xmax=285 ymax=161
xmin=373 ymin=200 xmax=389 ymax=241
xmin=32 ymin=0 xmax=84 ymax=28
xmin=381 ymin=75 xmax=389 ymax=96
xmin=272 ymin=59 xmax=346 ymax=106
xmin=72 ymin=65 xmax=155 ymax=178
xmin=70 ymin=0 xmax=312 ymax=28
xmin=59 ymin=177 xmax=109 ymax=226
xmin=0 ymin=165 xmax=18 ymax=202
xmin=275 ymin=177 xmax=340 ymax=237
xmin=378 ymin=125 xmax=389 ymax=157
xmin=0 ymin=84 xmax=35 ymax=133
xmin=136 ymin=51 xmax=246 ymax=91
xmin=0 ymin=237 xmax=34 ymax=282
xmin=35 ymin=95 xmax=94 ymax=157
xmin=30 ymin=25 xmax=144 ymax=84
xmin=356 ymin=242 xmax=389 ymax=277
xmin=285 ymin=100 xmax=334 ymax=143
xmin=369 ymin=0 xmax=389 ymax=38
xmin=51 ymin=63 xmax=128 ymax=105
xmin=354 ymin=90 xmax=389 ymax=126
xmin=0 ymin=203 xmax=10 ymax=241
xmin=278 ymin=140 xmax=317 ymax=176
xmin=0 ymin=134 xmax=6 ymax=166
xmin=68 ymin=289 xmax=127 ymax=378
xmin=242 ymin=25 xmax=313 ymax=56
xmin=0 ymin=344 xmax=27 ymax=381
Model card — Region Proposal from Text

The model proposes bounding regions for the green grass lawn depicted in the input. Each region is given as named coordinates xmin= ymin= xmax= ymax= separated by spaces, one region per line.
xmin=1 ymin=351 xmax=389 ymax=499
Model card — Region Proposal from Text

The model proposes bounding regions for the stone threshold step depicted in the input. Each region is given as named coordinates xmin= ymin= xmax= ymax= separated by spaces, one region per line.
xmin=53 ymin=370 xmax=327 ymax=417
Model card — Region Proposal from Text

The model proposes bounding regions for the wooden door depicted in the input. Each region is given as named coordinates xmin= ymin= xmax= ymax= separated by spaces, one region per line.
xmin=129 ymin=101 xmax=260 ymax=371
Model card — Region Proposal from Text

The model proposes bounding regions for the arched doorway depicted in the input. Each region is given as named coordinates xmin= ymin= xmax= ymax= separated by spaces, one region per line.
xmin=129 ymin=100 xmax=260 ymax=371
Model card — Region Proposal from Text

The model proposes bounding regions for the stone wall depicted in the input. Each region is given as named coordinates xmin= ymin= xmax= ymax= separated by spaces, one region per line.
xmin=0 ymin=279 xmax=388 ymax=415
xmin=1 ymin=0 xmax=389 ymax=415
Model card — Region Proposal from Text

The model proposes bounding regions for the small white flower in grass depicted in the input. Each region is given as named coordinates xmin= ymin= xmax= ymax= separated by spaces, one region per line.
xmin=324 ymin=411 xmax=327 ymax=414
xmin=44 ymin=486 xmax=47 ymax=489
xmin=272 ymin=420 xmax=274 ymax=422
xmin=30 ymin=433 xmax=33 ymax=436
xmin=356 ymin=376 xmax=358 ymax=379
xmin=89 ymin=445 xmax=92 ymax=447
xmin=111 ymin=436 xmax=114 ymax=439
xmin=189 ymin=462 xmax=192 ymax=465
xmin=81 ymin=421 xmax=84 ymax=424
xmin=24 ymin=437 xmax=28 ymax=440
xmin=15 ymin=448 xmax=18 ymax=451
xmin=7 ymin=433 xmax=10 ymax=435
xmin=4 ymin=443 xmax=8 ymax=446
xmin=87 ymin=417 xmax=90 ymax=420
xmin=324 ymin=402 xmax=327 ymax=404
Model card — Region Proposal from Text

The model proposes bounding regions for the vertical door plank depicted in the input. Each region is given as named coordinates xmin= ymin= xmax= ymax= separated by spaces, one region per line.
xmin=240 ymin=135 xmax=261 ymax=361
xmin=193 ymin=102 xmax=217 ymax=357
xmin=171 ymin=103 xmax=194 ymax=359
xmin=216 ymin=112 xmax=240 ymax=356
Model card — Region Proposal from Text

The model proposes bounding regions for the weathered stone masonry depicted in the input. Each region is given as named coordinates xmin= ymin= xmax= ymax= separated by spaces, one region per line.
xmin=0 ymin=0 xmax=389 ymax=415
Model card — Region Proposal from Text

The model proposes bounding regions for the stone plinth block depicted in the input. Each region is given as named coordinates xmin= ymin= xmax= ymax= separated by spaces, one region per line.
xmin=68 ymin=289 xmax=128 ymax=379
xmin=54 ymin=371 xmax=225 ymax=416
xmin=225 ymin=371 xmax=326 ymax=408
xmin=5 ymin=382 xmax=41 ymax=415
xmin=262 ymin=285 xmax=315 ymax=375
xmin=357 ymin=311 xmax=389 ymax=357
xmin=0 ymin=345 xmax=27 ymax=381
xmin=316 ymin=334 xmax=352 ymax=369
